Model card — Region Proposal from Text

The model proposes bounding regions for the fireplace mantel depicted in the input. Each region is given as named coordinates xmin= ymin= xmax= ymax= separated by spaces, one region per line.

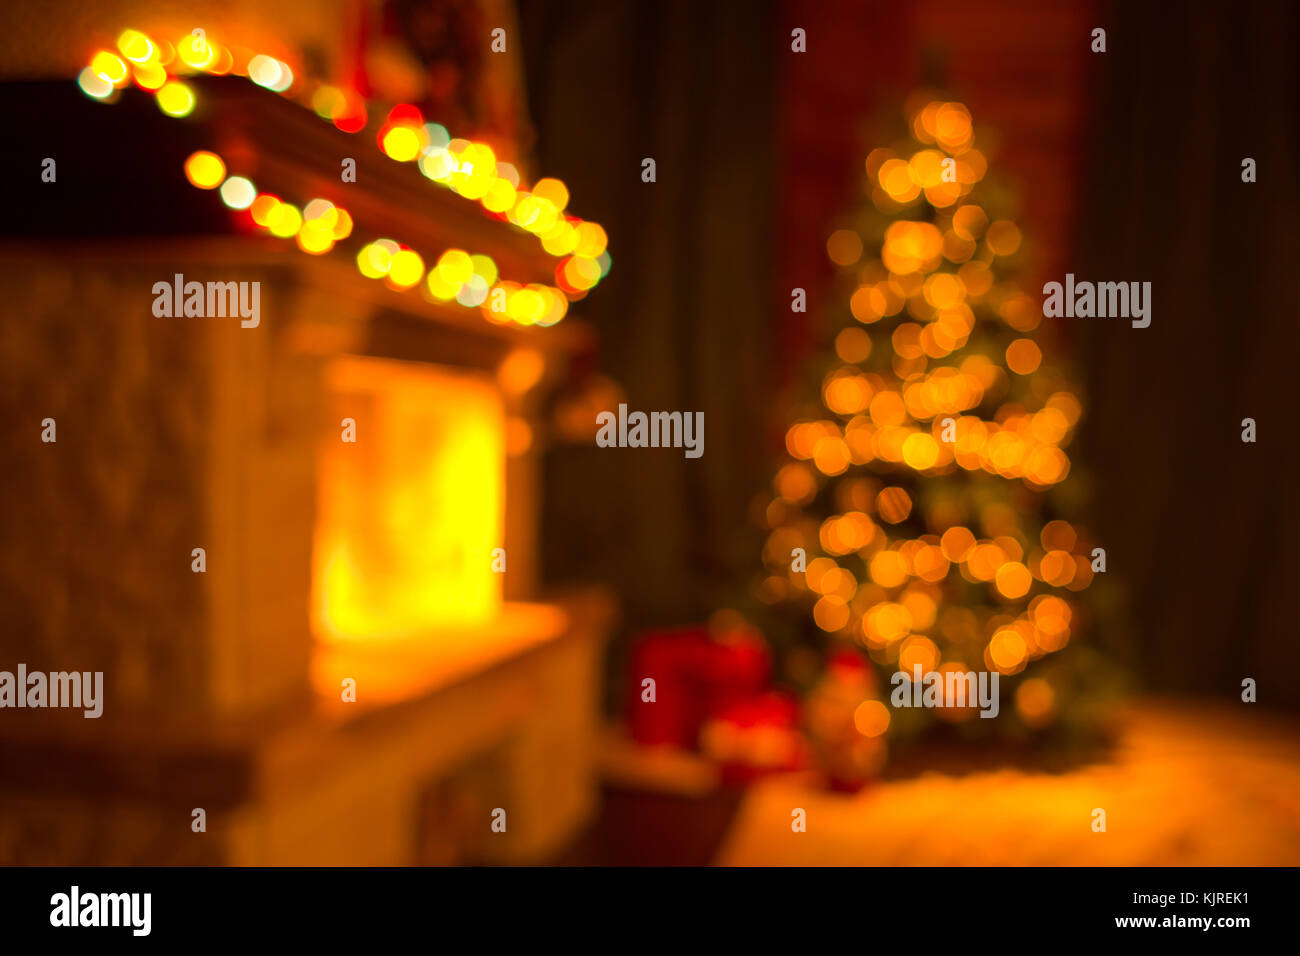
xmin=5 ymin=78 xmax=570 ymax=289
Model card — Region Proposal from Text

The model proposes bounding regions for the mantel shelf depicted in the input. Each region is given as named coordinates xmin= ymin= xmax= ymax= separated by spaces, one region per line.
xmin=3 ymin=79 xmax=578 ymax=292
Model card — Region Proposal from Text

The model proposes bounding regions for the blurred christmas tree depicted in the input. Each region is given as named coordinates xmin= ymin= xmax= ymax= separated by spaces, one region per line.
xmin=752 ymin=93 xmax=1114 ymax=774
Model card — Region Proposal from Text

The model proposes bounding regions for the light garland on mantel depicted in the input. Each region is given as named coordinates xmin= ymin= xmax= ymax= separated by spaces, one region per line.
xmin=77 ymin=27 xmax=612 ymax=327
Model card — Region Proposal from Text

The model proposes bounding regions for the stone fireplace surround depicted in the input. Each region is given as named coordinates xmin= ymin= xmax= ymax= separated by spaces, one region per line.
xmin=0 ymin=80 xmax=612 ymax=864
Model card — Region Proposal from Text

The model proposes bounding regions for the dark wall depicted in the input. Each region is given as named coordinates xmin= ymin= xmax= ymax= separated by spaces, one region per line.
xmin=1076 ymin=1 xmax=1300 ymax=706
xmin=520 ymin=1 xmax=778 ymax=628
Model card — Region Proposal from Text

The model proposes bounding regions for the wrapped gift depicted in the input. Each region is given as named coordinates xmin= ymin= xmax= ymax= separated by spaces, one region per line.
xmin=626 ymin=621 xmax=771 ymax=748
xmin=700 ymin=691 xmax=807 ymax=784
xmin=625 ymin=627 xmax=709 ymax=747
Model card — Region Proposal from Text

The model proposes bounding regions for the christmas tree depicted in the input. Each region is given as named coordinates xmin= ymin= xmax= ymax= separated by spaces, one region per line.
xmin=755 ymin=93 xmax=1107 ymax=771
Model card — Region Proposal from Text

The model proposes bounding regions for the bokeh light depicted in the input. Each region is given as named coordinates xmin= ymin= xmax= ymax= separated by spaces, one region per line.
xmin=853 ymin=700 xmax=891 ymax=737
xmin=218 ymin=176 xmax=256 ymax=209
xmin=156 ymin=80 xmax=194 ymax=117
xmin=183 ymin=151 xmax=225 ymax=189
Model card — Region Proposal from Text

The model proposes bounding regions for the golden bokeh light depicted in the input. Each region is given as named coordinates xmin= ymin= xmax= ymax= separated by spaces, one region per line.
xmin=498 ymin=348 xmax=546 ymax=396
xmin=966 ymin=542 xmax=1005 ymax=581
xmin=940 ymin=526 xmax=976 ymax=562
xmin=933 ymin=102 xmax=973 ymax=151
xmin=827 ymin=229 xmax=864 ymax=266
xmin=296 ymin=219 xmax=335 ymax=254
xmin=91 ymin=50 xmax=128 ymax=86
xmin=869 ymin=549 xmax=909 ymax=588
xmin=994 ymin=561 xmax=1032 ymax=599
xmin=267 ymin=203 xmax=302 ymax=239
xmin=804 ymin=557 xmax=838 ymax=594
xmin=156 ymin=79 xmax=194 ymax=116
xmin=869 ymin=390 xmax=907 ymax=427
xmin=813 ymin=596 xmax=851 ymax=632
xmin=824 ymin=372 xmax=873 ymax=415
xmin=900 ymin=587 xmax=938 ymax=631
xmin=1006 ymin=338 xmax=1043 ymax=375
xmin=1015 ymin=677 xmax=1057 ymax=727
xmin=899 ymin=635 xmax=940 ymax=676
xmin=183 ymin=150 xmax=225 ymax=189
xmin=853 ymin=699 xmax=891 ymax=737
xmin=912 ymin=544 xmax=950 ymax=582
xmin=835 ymin=327 xmax=873 ymax=364
xmin=178 ymin=32 xmax=216 ymax=70
xmin=902 ymin=432 xmax=941 ymax=470
xmin=357 ymin=241 xmax=394 ymax=279
xmin=117 ymin=29 xmax=155 ymax=64
xmin=532 ymin=177 xmax=569 ymax=211
xmin=952 ymin=204 xmax=988 ymax=240
xmin=813 ymin=436 xmax=852 ymax=476
xmin=1039 ymin=549 xmax=1077 ymax=587
xmin=381 ymin=125 xmax=422 ymax=161
xmin=988 ymin=627 xmax=1028 ymax=672
xmin=878 ymin=158 xmax=921 ymax=202
xmin=1041 ymin=519 xmax=1078 ymax=551
xmin=882 ymin=221 xmax=944 ymax=273
xmin=864 ymin=602 xmax=913 ymax=645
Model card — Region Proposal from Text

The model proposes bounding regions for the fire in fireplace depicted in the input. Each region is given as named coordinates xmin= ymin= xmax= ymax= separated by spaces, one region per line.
xmin=312 ymin=356 xmax=505 ymax=643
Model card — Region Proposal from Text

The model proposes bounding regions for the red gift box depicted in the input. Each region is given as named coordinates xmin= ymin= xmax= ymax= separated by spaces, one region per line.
xmin=701 ymin=691 xmax=807 ymax=784
xmin=626 ymin=625 xmax=770 ymax=748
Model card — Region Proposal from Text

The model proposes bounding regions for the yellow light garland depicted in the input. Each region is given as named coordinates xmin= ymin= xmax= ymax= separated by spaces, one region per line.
xmin=77 ymin=27 xmax=612 ymax=326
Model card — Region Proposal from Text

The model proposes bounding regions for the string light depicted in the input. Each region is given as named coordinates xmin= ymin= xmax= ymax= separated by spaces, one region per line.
xmin=75 ymin=26 xmax=609 ymax=321
xmin=183 ymin=151 xmax=225 ymax=189
xmin=155 ymin=79 xmax=194 ymax=116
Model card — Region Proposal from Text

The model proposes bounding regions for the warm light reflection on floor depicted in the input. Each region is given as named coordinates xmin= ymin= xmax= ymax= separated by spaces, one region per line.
xmin=716 ymin=704 xmax=1300 ymax=865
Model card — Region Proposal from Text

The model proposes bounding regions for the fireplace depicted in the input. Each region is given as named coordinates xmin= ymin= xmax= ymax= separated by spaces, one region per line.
xmin=307 ymin=353 xmax=589 ymax=715
xmin=0 ymin=42 xmax=613 ymax=865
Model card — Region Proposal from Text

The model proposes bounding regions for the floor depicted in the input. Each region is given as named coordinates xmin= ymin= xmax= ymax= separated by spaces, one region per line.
xmin=560 ymin=701 xmax=1300 ymax=866
xmin=715 ymin=702 xmax=1300 ymax=866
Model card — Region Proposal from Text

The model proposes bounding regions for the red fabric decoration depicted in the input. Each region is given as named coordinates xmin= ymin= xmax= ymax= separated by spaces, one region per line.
xmin=627 ymin=626 xmax=770 ymax=748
